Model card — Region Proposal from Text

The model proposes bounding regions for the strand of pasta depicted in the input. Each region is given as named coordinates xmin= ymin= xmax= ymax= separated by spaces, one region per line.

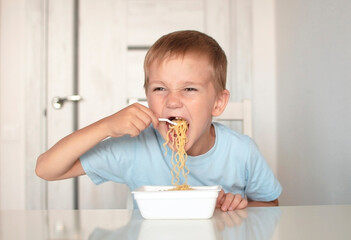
xmin=163 ymin=119 xmax=192 ymax=190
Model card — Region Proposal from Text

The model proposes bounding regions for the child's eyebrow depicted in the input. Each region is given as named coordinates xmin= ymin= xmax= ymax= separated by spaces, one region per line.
xmin=148 ymin=80 xmax=166 ymax=84
xmin=182 ymin=81 xmax=202 ymax=85
xmin=148 ymin=80 xmax=206 ymax=89
xmin=181 ymin=81 xmax=207 ymax=87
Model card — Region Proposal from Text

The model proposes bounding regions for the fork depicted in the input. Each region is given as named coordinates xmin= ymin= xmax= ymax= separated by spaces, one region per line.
xmin=158 ymin=118 xmax=178 ymax=125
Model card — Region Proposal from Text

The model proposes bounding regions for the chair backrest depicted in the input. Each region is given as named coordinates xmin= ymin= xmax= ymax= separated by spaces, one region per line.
xmin=213 ymin=99 xmax=252 ymax=137
xmin=127 ymin=98 xmax=148 ymax=106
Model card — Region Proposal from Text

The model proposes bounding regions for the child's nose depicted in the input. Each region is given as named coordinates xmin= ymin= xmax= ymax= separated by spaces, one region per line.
xmin=166 ymin=92 xmax=182 ymax=109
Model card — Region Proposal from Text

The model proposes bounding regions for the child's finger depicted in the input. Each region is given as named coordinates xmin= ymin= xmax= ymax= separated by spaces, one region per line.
xmin=221 ymin=193 xmax=234 ymax=211
xmin=128 ymin=118 xmax=149 ymax=137
xmin=133 ymin=103 xmax=159 ymax=127
xmin=236 ymin=198 xmax=248 ymax=210
xmin=105 ymin=104 xmax=156 ymax=138
xmin=228 ymin=194 xmax=244 ymax=211
xmin=216 ymin=190 xmax=225 ymax=207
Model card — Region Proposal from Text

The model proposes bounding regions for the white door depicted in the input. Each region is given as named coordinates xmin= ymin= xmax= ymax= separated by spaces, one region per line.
xmin=46 ymin=0 xmax=238 ymax=209
xmin=47 ymin=0 xmax=130 ymax=209
xmin=47 ymin=0 xmax=76 ymax=209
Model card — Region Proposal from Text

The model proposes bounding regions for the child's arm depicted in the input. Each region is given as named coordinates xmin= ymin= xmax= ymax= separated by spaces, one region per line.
xmin=216 ymin=190 xmax=279 ymax=211
xmin=247 ymin=198 xmax=279 ymax=207
xmin=36 ymin=103 xmax=158 ymax=181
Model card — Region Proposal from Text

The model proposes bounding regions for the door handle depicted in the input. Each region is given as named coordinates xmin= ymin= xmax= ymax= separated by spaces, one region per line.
xmin=52 ymin=95 xmax=82 ymax=109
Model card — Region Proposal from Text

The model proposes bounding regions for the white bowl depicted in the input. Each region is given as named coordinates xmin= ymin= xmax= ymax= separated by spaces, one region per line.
xmin=132 ymin=185 xmax=221 ymax=219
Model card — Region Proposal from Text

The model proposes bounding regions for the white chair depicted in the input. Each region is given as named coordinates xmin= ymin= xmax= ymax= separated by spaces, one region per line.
xmin=213 ymin=99 xmax=252 ymax=137
xmin=127 ymin=97 xmax=148 ymax=106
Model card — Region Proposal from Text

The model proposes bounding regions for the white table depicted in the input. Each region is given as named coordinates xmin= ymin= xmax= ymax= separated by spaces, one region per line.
xmin=1 ymin=205 xmax=350 ymax=239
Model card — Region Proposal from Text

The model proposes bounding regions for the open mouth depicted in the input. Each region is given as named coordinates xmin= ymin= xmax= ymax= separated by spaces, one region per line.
xmin=168 ymin=117 xmax=189 ymax=127
xmin=169 ymin=116 xmax=182 ymax=122
xmin=165 ymin=117 xmax=189 ymax=147
xmin=160 ymin=116 xmax=190 ymax=134
xmin=167 ymin=117 xmax=190 ymax=138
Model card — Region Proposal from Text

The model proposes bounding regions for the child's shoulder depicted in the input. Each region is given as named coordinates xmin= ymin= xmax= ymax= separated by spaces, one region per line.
xmin=212 ymin=122 xmax=254 ymax=152
xmin=213 ymin=122 xmax=251 ymax=141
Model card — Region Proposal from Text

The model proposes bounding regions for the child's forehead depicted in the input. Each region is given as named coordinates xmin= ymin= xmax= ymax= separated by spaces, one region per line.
xmin=148 ymin=54 xmax=215 ymax=85
xmin=152 ymin=52 xmax=212 ymax=67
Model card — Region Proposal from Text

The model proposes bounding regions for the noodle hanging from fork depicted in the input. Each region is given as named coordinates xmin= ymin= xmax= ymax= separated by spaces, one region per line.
xmin=163 ymin=119 xmax=192 ymax=190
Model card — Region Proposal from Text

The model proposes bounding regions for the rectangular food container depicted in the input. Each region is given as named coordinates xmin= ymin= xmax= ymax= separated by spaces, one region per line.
xmin=132 ymin=185 xmax=221 ymax=219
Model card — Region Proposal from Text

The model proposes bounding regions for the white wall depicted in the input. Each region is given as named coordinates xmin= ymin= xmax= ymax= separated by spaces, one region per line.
xmin=252 ymin=0 xmax=277 ymax=174
xmin=275 ymin=0 xmax=351 ymax=205
xmin=0 ymin=0 xmax=46 ymax=209
xmin=0 ymin=0 xmax=27 ymax=209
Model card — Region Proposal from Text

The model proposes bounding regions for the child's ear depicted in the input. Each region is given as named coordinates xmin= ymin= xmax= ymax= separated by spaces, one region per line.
xmin=212 ymin=89 xmax=230 ymax=117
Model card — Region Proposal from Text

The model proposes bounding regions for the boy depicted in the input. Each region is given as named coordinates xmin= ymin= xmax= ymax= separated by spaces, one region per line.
xmin=36 ymin=30 xmax=282 ymax=211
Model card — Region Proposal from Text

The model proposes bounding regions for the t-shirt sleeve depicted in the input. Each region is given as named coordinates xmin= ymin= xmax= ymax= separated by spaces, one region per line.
xmin=244 ymin=139 xmax=282 ymax=201
xmin=80 ymin=136 xmax=135 ymax=185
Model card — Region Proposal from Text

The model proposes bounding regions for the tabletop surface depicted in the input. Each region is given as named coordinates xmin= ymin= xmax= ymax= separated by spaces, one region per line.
xmin=0 ymin=205 xmax=350 ymax=240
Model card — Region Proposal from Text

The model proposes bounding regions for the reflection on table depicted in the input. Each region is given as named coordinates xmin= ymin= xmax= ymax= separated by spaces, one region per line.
xmin=89 ymin=207 xmax=280 ymax=240
xmin=0 ymin=205 xmax=350 ymax=239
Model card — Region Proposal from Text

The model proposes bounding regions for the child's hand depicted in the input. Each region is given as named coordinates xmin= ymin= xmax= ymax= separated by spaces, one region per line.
xmin=216 ymin=189 xmax=248 ymax=211
xmin=102 ymin=103 xmax=159 ymax=138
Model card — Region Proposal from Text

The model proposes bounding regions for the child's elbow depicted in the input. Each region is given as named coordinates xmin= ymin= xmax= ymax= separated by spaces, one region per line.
xmin=35 ymin=154 xmax=53 ymax=181
xmin=272 ymin=199 xmax=279 ymax=206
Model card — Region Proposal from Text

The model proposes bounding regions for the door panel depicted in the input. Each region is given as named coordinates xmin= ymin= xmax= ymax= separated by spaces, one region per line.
xmin=47 ymin=0 xmax=75 ymax=209
xmin=78 ymin=0 xmax=130 ymax=209
xmin=127 ymin=0 xmax=205 ymax=46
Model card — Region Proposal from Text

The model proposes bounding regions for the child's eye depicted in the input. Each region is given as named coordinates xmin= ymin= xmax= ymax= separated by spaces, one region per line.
xmin=153 ymin=87 xmax=166 ymax=91
xmin=184 ymin=88 xmax=197 ymax=92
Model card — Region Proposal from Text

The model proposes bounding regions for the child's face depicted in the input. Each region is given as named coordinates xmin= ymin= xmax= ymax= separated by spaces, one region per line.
xmin=146 ymin=53 xmax=225 ymax=156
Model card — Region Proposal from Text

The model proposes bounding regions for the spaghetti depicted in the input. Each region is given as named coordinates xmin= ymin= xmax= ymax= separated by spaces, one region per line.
xmin=163 ymin=119 xmax=192 ymax=190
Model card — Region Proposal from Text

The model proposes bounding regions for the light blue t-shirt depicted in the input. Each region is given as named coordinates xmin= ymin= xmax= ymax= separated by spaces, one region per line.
xmin=81 ymin=122 xmax=282 ymax=201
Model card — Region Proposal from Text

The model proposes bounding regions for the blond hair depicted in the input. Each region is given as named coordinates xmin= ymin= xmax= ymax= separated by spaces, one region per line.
xmin=144 ymin=30 xmax=227 ymax=93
